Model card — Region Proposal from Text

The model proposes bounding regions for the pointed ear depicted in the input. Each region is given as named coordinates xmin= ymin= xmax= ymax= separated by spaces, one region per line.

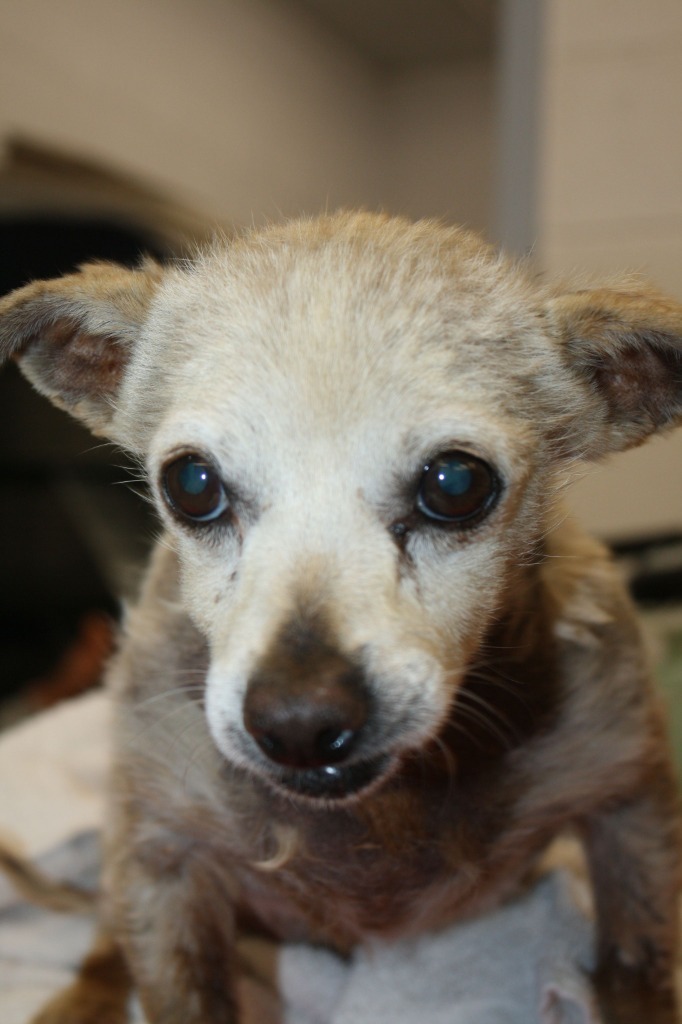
xmin=0 ymin=260 xmax=163 ymax=435
xmin=546 ymin=285 xmax=682 ymax=459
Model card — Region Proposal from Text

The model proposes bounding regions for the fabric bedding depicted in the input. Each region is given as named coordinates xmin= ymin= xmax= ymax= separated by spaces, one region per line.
xmin=0 ymin=690 xmax=638 ymax=1024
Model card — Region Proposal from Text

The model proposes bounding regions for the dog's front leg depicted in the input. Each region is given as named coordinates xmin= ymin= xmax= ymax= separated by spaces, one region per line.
xmin=585 ymin=778 xmax=681 ymax=1024
xmin=112 ymin=841 xmax=240 ymax=1024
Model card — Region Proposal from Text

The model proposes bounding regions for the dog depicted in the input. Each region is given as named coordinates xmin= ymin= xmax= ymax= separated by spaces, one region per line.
xmin=1 ymin=211 xmax=681 ymax=1023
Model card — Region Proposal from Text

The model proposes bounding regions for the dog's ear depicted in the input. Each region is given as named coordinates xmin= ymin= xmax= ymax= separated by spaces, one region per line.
xmin=546 ymin=285 xmax=682 ymax=459
xmin=0 ymin=260 xmax=162 ymax=436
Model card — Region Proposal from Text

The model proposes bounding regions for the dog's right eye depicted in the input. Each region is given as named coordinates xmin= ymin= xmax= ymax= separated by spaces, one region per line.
xmin=162 ymin=454 xmax=229 ymax=524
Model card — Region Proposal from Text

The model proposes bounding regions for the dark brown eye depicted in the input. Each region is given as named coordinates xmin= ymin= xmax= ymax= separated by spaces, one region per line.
xmin=162 ymin=454 xmax=229 ymax=524
xmin=417 ymin=451 xmax=499 ymax=525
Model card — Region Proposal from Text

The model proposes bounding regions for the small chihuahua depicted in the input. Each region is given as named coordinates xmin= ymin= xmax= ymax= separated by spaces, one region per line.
xmin=1 ymin=212 xmax=681 ymax=1023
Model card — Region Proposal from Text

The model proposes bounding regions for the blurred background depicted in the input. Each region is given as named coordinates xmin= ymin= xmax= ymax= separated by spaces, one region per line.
xmin=0 ymin=0 xmax=680 ymax=755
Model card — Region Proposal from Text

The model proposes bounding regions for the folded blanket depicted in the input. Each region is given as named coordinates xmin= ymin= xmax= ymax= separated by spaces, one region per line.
xmin=0 ymin=694 xmax=602 ymax=1024
xmin=246 ymin=867 xmax=600 ymax=1024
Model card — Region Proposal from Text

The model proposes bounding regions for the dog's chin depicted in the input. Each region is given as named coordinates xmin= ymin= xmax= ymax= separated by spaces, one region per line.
xmin=267 ymin=755 xmax=391 ymax=804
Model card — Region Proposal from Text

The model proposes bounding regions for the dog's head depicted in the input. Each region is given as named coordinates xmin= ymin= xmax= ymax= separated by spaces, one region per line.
xmin=2 ymin=212 xmax=682 ymax=801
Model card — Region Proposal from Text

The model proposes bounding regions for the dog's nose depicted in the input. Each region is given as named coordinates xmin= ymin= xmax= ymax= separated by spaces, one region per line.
xmin=243 ymin=654 xmax=370 ymax=771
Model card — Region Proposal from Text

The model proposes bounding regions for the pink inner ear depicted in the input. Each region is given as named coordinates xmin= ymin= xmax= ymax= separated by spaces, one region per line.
xmin=591 ymin=333 xmax=682 ymax=432
xmin=41 ymin=320 xmax=127 ymax=404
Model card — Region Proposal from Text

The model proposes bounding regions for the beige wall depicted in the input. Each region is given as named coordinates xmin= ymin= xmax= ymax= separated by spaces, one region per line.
xmin=0 ymin=0 xmax=378 ymax=226
xmin=538 ymin=0 xmax=682 ymax=538
xmin=377 ymin=62 xmax=495 ymax=237
xmin=0 ymin=0 xmax=495 ymax=237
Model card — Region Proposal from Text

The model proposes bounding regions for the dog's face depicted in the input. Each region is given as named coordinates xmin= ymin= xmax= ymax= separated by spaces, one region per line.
xmin=141 ymin=223 xmax=552 ymax=800
xmin=2 ymin=213 xmax=682 ymax=801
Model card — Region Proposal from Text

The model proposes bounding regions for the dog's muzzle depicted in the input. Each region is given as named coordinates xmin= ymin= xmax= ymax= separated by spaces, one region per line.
xmin=241 ymin=623 xmax=382 ymax=800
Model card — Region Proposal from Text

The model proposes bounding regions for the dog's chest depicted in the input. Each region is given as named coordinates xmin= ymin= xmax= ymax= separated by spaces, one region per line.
xmin=232 ymin=774 xmax=505 ymax=945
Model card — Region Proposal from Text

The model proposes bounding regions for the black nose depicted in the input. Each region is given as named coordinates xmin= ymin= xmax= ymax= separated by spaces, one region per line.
xmin=243 ymin=628 xmax=370 ymax=771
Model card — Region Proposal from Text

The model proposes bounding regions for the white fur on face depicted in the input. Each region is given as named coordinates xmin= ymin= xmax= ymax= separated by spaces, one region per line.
xmin=123 ymin=217 xmax=566 ymax=772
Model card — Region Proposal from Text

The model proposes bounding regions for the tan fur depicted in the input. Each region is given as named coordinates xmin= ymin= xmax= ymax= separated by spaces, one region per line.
xmin=1 ymin=211 xmax=681 ymax=1023
xmin=30 ymin=932 xmax=132 ymax=1024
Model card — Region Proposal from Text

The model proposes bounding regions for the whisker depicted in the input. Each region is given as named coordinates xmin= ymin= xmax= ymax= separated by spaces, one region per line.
xmin=443 ymin=713 xmax=495 ymax=754
xmin=181 ymin=732 xmax=221 ymax=794
xmin=430 ymin=734 xmax=458 ymax=800
xmin=132 ymin=683 xmax=206 ymax=713
xmin=130 ymin=702 xmax=198 ymax=743
xmin=453 ymin=701 xmax=515 ymax=750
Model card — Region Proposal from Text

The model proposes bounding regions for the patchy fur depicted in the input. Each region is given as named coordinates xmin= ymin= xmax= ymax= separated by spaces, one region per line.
xmin=1 ymin=211 xmax=681 ymax=1023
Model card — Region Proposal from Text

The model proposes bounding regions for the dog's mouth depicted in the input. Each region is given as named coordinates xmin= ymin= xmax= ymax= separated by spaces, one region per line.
xmin=271 ymin=754 xmax=390 ymax=802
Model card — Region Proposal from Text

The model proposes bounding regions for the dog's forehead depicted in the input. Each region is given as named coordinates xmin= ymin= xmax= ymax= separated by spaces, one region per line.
xmin=162 ymin=222 xmax=540 ymax=384
xmin=139 ymin=217 xmax=552 ymax=474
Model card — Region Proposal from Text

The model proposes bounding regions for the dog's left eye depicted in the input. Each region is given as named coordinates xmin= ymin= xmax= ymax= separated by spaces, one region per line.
xmin=417 ymin=451 xmax=499 ymax=525
xmin=162 ymin=454 xmax=229 ymax=524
